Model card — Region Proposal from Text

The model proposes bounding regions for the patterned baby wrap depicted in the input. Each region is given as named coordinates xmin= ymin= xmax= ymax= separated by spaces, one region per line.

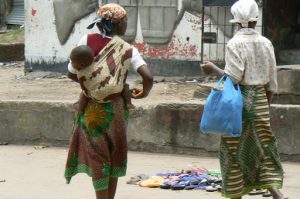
xmin=77 ymin=36 xmax=133 ymax=102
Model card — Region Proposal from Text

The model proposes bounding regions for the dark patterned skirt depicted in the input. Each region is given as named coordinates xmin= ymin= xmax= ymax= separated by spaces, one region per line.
xmin=220 ymin=85 xmax=283 ymax=198
xmin=65 ymin=96 xmax=128 ymax=191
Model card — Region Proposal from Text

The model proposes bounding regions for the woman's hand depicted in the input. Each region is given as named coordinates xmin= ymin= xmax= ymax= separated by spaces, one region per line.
xmin=201 ymin=61 xmax=225 ymax=78
xmin=201 ymin=61 xmax=218 ymax=74
xmin=133 ymin=65 xmax=153 ymax=99
xmin=131 ymin=88 xmax=145 ymax=99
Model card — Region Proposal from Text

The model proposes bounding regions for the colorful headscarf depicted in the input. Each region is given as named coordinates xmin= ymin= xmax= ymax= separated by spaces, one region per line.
xmin=97 ymin=3 xmax=127 ymax=23
xmin=87 ymin=3 xmax=126 ymax=30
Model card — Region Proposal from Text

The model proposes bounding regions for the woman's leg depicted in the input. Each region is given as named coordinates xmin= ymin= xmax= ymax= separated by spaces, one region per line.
xmin=108 ymin=178 xmax=118 ymax=199
xmin=268 ymin=188 xmax=286 ymax=199
xmin=95 ymin=190 xmax=109 ymax=199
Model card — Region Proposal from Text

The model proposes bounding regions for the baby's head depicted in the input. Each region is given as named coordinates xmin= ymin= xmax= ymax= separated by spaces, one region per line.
xmin=70 ymin=45 xmax=94 ymax=70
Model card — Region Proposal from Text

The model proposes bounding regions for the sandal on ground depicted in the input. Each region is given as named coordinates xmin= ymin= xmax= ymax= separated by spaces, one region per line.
xmin=194 ymin=185 xmax=208 ymax=190
xmin=171 ymin=181 xmax=190 ymax=190
xmin=179 ymin=176 xmax=200 ymax=185
xmin=205 ymin=183 xmax=220 ymax=192
xmin=185 ymin=184 xmax=198 ymax=190
xmin=126 ymin=174 xmax=149 ymax=185
xmin=262 ymin=190 xmax=272 ymax=197
xmin=249 ymin=189 xmax=264 ymax=195
xmin=160 ymin=181 xmax=174 ymax=189
xmin=139 ymin=176 xmax=164 ymax=187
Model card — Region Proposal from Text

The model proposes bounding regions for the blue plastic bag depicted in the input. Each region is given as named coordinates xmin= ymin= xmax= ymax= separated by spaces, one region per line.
xmin=200 ymin=75 xmax=243 ymax=137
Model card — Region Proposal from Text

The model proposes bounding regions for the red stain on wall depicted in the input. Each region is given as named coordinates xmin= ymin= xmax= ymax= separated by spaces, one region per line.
xmin=132 ymin=35 xmax=198 ymax=60
xmin=31 ymin=8 xmax=37 ymax=16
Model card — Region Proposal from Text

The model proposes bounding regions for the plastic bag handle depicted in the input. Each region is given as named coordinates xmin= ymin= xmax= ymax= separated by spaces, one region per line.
xmin=216 ymin=75 xmax=226 ymax=89
xmin=224 ymin=75 xmax=240 ymax=91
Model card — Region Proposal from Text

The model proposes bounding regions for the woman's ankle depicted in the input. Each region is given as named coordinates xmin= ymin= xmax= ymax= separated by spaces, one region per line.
xmin=268 ymin=188 xmax=284 ymax=199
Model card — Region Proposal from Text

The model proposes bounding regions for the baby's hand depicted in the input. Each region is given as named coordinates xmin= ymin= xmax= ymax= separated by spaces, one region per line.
xmin=131 ymin=88 xmax=144 ymax=99
xmin=201 ymin=61 xmax=217 ymax=74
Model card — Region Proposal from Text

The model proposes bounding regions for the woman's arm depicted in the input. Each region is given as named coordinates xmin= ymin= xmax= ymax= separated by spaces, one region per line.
xmin=201 ymin=61 xmax=225 ymax=78
xmin=201 ymin=43 xmax=244 ymax=84
xmin=67 ymin=72 xmax=79 ymax=82
xmin=265 ymin=43 xmax=277 ymax=105
xmin=131 ymin=65 xmax=153 ymax=99
xmin=265 ymin=87 xmax=273 ymax=105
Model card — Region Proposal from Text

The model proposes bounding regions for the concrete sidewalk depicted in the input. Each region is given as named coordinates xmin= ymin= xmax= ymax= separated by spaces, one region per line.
xmin=0 ymin=146 xmax=299 ymax=199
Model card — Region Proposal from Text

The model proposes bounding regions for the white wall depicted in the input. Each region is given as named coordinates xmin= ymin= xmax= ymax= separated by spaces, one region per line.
xmin=25 ymin=0 xmax=262 ymax=70
xmin=25 ymin=0 xmax=99 ymax=65
xmin=25 ymin=0 xmax=208 ymax=66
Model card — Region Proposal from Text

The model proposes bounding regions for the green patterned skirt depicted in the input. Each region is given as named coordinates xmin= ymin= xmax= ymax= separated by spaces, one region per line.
xmin=65 ymin=96 xmax=128 ymax=191
xmin=220 ymin=85 xmax=283 ymax=198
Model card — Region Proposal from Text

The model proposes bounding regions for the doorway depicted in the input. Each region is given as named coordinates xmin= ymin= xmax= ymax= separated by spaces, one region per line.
xmin=263 ymin=0 xmax=300 ymax=64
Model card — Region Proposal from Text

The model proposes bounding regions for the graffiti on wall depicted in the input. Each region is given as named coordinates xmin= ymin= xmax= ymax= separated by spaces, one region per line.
xmin=53 ymin=0 xmax=98 ymax=45
xmin=53 ymin=0 xmax=235 ymax=46
xmin=49 ymin=0 xmax=236 ymax=62
xmin=52 ymin=0 xmax=201 ymax=45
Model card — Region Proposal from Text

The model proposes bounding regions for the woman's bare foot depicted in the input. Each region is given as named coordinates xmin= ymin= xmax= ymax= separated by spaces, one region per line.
xmin=126 ymin=103 xmax=135 ymax=109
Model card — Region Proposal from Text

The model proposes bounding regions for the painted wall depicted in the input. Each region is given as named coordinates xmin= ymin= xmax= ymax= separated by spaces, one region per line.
xmin=25 ymin=0 xmax=262 ymax=73
xmin=25 ymin=0 xmax=98 ymax=70
xmin=133 ymin=11 xmax=204 ymax=61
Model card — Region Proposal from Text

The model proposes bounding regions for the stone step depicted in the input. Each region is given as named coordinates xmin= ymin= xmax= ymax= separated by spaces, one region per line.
xmin=277 ymin=65 xmax=300 ymax=98
xmin=0 ymin=100 xmax=299 ymax=157
xmin=278 ymin=49 xmax=300 ymax=65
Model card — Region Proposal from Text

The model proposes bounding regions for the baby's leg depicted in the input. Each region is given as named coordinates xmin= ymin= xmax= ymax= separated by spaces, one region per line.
xmin=122 ymin=84 xmax=135 ymax=109
xmin=73 ymin=92 xmax=89 ymax=113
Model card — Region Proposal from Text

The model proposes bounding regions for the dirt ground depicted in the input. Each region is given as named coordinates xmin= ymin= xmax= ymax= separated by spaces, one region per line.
xmin=1 ymin=64 xmax=299 ymax=199
xmin=1 ymin=145 xmax=299 ymax=199
xmin=0 ymin=62 xmax=211 ymax=106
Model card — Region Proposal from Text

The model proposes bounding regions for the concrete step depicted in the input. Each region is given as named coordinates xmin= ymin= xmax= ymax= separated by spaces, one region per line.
xmin=276 ymin=65 xmax=300 ymax=104
xmin=0 ymin=100 xmax=299 ymax=159
xmin=278 ymin=49 xmax=300 ymax=65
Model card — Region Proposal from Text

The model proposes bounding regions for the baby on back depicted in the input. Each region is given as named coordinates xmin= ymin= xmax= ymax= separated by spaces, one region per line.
xmin=70 ymin=45 xmax=134 ymax=113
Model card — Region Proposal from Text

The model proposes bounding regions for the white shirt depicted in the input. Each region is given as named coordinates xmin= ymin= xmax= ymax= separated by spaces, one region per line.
xmin=224 ymin=28 xmax=278 ymax=92
xmin=68 ymin=34 xmax=146 ymax=74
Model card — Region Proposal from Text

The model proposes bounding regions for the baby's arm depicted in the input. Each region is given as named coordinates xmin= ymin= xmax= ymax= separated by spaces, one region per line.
xmin=67 ymin=71 xmax=79 ymax=82
xmin=67 ymin=35 xmax=88 ymax=82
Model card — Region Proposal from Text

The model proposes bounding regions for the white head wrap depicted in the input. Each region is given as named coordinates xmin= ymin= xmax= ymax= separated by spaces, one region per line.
xmin=229 ymin=0 xmax=259 ymax=27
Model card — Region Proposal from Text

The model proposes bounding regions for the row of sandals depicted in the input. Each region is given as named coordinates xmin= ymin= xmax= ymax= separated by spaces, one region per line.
xmin=126 ymin=166 xmax=273 ymax=197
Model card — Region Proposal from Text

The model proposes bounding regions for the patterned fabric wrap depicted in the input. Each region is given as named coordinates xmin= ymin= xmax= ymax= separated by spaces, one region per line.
xmin=97 ymin=3 xmax=127 ymax=23
xmin=77 ymin=36 xmax=132 ymax=103
xmin=219 ymin=85 xmax=283 ymax=198
xmin=65 ymin=97 xmax=129 ymax=191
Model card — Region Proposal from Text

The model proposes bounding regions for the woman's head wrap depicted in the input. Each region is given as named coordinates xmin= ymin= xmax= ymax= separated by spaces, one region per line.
xmin=229 ymin=0 xmax=259 ymax=28
xmin=87 ymin=3 xmax=127 ymax=31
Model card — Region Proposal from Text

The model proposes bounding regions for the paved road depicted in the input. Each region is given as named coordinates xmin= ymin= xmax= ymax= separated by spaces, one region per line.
xmin=0 ymin=146 xmax=299 ymax=199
